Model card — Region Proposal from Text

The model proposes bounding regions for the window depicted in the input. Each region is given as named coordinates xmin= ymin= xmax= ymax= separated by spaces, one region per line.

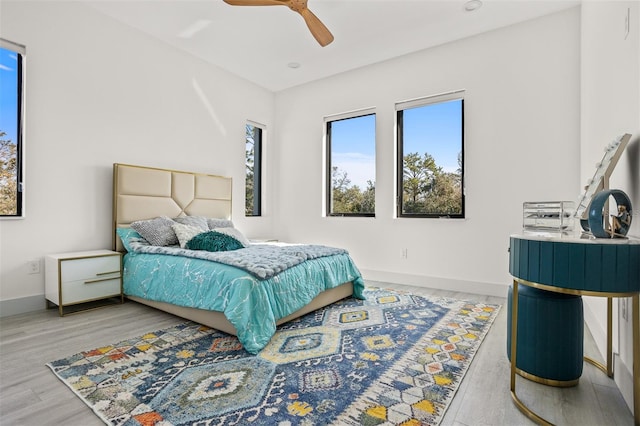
xmin=396 ymin=91 xmax=464 ymax=218
xmin=245 ymin=122 xmax=263 ymax=216
xmin=325 ymin=111 xmax=376 ymax=217
xmin=0 ymin=39 xmax=25 ymax=218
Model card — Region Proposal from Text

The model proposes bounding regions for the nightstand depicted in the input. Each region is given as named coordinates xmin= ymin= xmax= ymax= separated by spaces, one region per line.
xmin=45 ymin=250 xmax=123 ymax=316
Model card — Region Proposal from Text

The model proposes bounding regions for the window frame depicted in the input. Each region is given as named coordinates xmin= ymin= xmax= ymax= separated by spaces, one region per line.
xmin=245 ymin=121 xmax=263 ymax=217
xmin=0 ymin=38 xmax=26 ymax=219
xmin=324 ymin=109 xmax=376 ymax=218
xmin=396 ymin=91 xmax=465 ymax=219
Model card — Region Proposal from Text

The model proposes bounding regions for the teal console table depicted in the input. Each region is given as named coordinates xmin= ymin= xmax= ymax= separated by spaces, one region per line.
xmin=509 ymin=233 xmax=640 ymax=425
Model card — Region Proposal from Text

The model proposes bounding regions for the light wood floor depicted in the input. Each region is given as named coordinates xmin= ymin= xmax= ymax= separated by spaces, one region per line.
xmin=0 ymin=281 xmax=634 ymax=425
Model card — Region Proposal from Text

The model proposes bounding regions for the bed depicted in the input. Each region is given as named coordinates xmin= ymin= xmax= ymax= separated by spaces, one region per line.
xmin=112 ymin=163 xmax=365 ymax=353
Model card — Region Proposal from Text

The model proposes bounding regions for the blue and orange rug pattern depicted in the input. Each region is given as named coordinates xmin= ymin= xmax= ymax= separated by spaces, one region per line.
xmin=47 ymin=288 xmax=500 ymax=425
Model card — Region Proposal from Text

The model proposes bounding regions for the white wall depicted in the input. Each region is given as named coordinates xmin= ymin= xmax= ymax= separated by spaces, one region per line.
xmin=1 ymin=0 xmax=636 ymax=413
xmin=580 ymin=1 xmax=640 ymax=411
xmin=0 ymin=1 xmax=275 ymax=314
xmin=273 ymin=7 xmax=581 ymax=296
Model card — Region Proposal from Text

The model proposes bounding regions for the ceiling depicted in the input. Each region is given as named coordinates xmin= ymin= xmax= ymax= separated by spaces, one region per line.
xmin=85 ymin=0 xmax=579 ymax=92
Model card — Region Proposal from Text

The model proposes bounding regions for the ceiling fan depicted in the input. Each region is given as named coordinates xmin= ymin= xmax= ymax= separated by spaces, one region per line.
xmin=223 ymin=0 xmax=334 ymax=47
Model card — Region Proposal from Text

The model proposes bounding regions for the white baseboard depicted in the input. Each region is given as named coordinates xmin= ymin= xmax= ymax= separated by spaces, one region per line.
xmin=359 ymin=269 xmax=508 ymax=298
xmin=1 ymin=273 xmax=507 ymax=318
xmin=614 ymin=353 xmax=635 ymax=415
xmin=0 ymin=294 xmax=46 ymax=318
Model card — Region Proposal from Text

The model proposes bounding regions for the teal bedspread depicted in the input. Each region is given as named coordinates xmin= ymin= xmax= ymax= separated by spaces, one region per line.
xmin=122 ymin=251 xmax=364 ymax=354
xmin=127 ymin=239 xmax=349 ymax=280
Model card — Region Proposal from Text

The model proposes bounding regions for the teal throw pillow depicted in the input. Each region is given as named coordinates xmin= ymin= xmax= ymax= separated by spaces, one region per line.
xmin=116 ymin=227 xmax=143 ymax=252
xmin=185 ymin=231 xmax=244 ymax=252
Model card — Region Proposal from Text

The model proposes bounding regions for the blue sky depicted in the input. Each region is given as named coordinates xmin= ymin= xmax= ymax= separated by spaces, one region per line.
xmin=331 ymin=99 xmax=462 ymax=189
xmin=0 ymin=47 xmax=19 ymax=144
xmin=331 ymin=114 xmax=376 ymax=189
xmin=403 ymin=99 xmax=462 ymax=173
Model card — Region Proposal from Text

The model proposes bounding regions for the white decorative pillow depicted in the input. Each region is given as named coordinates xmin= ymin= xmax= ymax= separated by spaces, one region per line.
xmin=174 ymin=215 xmax=209 ymax=231
xmin=172 ymin=223 xmax=205 ymax=248
xmin=213 ymin=227 xmax=251 ymax=247
xmin=207 ymin=218 xmax=234 ymax=230
xmin=130 ymin=216 xmax=178 ymax=246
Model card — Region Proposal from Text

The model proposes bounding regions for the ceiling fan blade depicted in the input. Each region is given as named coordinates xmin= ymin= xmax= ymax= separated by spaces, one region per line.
xmin=223 ymin=0 xmax=288 ymax=6
xmin=298 ymin=7 xmax=334 ymax=47
xmin=224 ymin=0 xmax=334 ymax=47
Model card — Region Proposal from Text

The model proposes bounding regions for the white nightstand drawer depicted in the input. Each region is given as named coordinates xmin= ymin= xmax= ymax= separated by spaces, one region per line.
xmin=45 ymin=250 xmax=123 ymax=315
xmin=60 ymin=277 xmax=122 ymax=305
xmin=60 ymin=255 xmax=121 ymax=283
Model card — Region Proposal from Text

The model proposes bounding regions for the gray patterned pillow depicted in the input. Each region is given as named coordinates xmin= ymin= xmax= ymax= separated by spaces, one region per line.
xmin=207 ymin=218 xmax=234 ymax=230
xmin=172 ymin=223 xmax=205 ymax=248
xmin=212 ymin=227 xmax=250 ymax=247
xmin=130 ymin=216 xmax=178 ymax=246
xmin=174 ymin=215 xmax=208 ymax=231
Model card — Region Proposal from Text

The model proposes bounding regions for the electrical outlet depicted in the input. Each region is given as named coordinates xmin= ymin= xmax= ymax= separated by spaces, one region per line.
xmin=27 ymin=259 xmax=40 ymax=274
xmin=401 ymin=248 xmax=408 ymax=259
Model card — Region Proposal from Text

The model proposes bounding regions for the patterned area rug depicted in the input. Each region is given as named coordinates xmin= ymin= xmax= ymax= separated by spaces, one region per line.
xmin=47 ymin=288 xmax=500 ymax=425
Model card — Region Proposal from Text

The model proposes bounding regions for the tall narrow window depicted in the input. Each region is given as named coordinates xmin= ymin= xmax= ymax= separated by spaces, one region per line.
xmin=245 ymin=122 xmax=263 ymax=216
xmin=0 ymin=39 xmax=25 ymax=218
xmin=397 ymin=91 xmax=464 ymax=218
xmin=326 ymin=111 xmax=376 ymax=217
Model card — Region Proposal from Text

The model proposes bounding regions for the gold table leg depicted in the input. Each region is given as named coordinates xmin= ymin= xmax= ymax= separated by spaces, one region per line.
xmin=510 ymin=280 xmax=518 ymax=393
xmin=608 ymin=296 xmax=613 ymax=377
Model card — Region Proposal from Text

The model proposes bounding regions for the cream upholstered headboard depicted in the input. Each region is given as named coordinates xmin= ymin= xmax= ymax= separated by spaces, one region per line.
xmin=112 ymin=163 xmax=232 ymax=252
